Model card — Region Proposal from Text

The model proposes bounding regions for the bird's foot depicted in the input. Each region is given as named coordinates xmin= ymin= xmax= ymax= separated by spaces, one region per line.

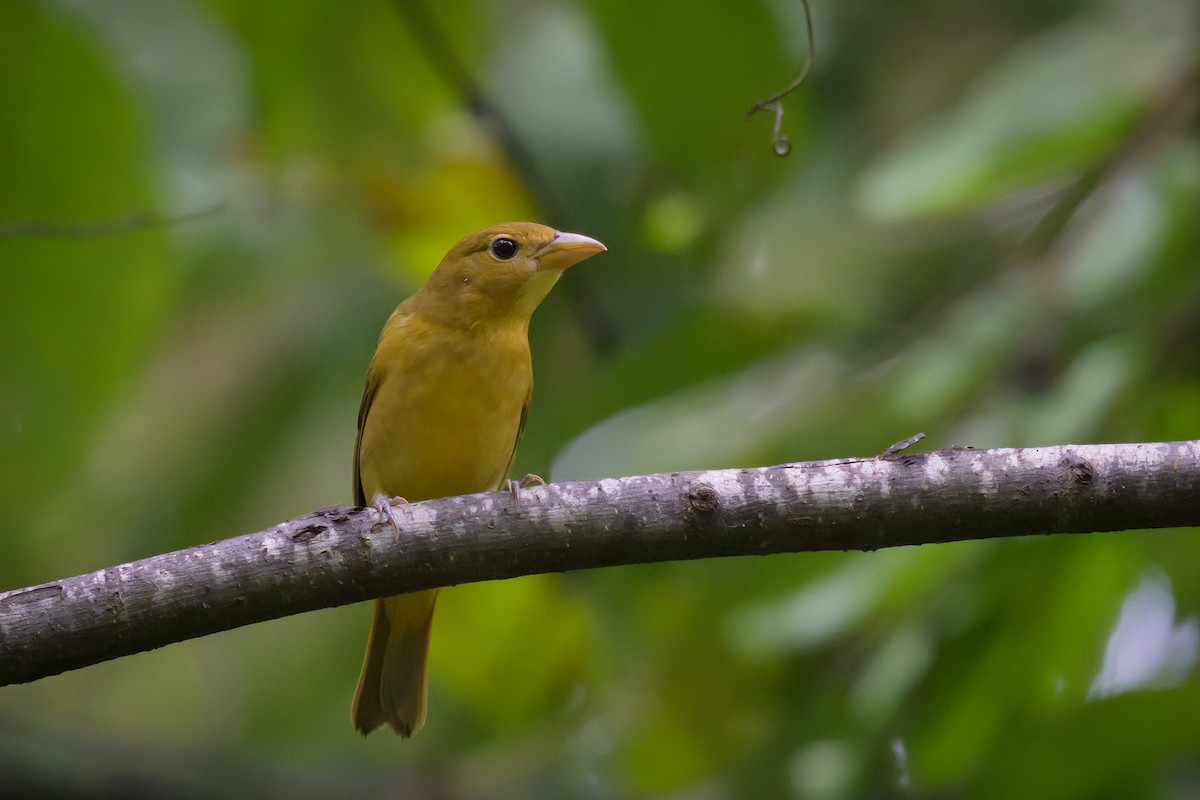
xmin=506 ymin=473 xmax=546 ymax=505
xmin=372 ymin=494 xmax=409 ymax=533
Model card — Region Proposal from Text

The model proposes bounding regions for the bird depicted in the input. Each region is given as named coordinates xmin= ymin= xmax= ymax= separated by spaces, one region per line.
xmin=350 ymin=222 xmax=606 ymax=737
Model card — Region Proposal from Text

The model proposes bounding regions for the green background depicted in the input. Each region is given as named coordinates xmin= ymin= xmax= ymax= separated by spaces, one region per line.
xmin=2 ymin=0 xmax=1199 ymax=796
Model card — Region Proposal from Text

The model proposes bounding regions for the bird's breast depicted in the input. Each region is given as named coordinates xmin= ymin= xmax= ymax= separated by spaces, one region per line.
xmin=357 ymin=317 xmax=533 ymax=503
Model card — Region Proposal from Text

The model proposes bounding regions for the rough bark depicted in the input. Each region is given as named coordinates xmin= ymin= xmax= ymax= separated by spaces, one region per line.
xmin=2 ymin=440 xmax=1198 ymax=685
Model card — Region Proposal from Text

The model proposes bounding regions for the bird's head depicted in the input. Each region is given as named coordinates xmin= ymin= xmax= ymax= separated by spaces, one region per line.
xmin=419 ymin=222 xmax=606 ymax=325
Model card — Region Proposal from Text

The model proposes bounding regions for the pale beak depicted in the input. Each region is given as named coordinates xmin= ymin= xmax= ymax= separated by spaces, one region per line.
xmin=538 ymin=231 xmax=607 ymax=271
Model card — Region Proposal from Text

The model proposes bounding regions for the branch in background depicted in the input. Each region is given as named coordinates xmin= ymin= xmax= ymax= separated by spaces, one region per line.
xmin=1020 ymin=55 xmax=1200 ymax=258
xmin=0 ymin=203 xmax=223 ymax=240
xmin=2 ymin=440 xmax=1198 ymax=686
xmin=391 ymin=0 xmax=617 ymax=352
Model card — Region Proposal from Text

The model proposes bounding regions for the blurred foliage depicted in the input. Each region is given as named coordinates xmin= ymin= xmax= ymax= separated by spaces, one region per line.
xmin=1 ymin=0 xmax=1199 ymax=797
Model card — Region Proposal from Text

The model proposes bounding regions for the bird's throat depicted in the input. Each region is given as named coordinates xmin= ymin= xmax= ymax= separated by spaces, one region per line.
xmin=516 ymin=268 xmax=564 ymax=317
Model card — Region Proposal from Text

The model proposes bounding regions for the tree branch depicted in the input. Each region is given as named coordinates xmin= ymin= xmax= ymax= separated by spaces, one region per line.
xmin=3 ymin=440 xmax=1198 ymax=685
xmin=389 ymin=0 xmax=618 ymax=352
xmin=0 ymin=203 xmax=223 ymax=240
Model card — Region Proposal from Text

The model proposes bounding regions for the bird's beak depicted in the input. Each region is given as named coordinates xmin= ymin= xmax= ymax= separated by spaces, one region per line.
xmin=538 ymin=231 xmax=607 ymax=272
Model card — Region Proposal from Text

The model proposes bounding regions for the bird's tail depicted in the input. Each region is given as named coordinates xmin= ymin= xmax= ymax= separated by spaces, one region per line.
xmin=351 ymin=589 xmax=438 ymax=736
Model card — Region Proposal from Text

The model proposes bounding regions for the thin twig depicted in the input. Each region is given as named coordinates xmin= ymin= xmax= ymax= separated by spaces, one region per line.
xmin=880 ymin=432 xmax=927 ymax=458
xmin=0 ymin=203 xmax=224 ymax=240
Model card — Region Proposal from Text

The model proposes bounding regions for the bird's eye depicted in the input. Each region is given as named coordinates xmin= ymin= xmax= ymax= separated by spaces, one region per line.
xmin=489 ymin=237 xmax=519 ymax=260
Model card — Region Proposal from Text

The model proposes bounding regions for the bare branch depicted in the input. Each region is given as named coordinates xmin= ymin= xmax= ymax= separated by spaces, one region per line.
xmin=2 ymin=440 xmax=1198 ymax=685
xmin=1019 ymin=54 xmax=1200 ymax=258
xmin=389 ymin=0 xmax=617 ymax=351
xmin=0 ymin=204 xmax=223 ymax=240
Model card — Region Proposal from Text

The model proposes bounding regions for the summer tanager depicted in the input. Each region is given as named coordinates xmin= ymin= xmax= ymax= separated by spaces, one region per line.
xmin=351 ymin=222 xmax=606 ymax=736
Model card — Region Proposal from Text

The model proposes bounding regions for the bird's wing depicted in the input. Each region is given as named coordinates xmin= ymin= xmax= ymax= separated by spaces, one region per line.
xmin=498 ymin=385 xmax=533 ymax=489
xmin=352 ymin=358 xmax=381 ymax=507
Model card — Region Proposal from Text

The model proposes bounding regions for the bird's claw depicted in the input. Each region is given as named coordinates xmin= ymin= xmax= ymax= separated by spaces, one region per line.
xmin=506 ymin=473 xmax=545 ymax=505
xmin=372 ymin=494 xmax=409 ymax=533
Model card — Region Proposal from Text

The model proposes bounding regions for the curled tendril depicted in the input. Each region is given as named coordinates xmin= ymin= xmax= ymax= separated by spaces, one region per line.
xmin=768 ymin=102 xmax=791 ymax=156
xmin=748 ymin=0 xmax=815 ymax=157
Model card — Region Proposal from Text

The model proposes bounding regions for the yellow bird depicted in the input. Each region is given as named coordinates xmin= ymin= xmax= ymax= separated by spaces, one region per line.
xmin=351 ymin=222 xmax=606 ymax=737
